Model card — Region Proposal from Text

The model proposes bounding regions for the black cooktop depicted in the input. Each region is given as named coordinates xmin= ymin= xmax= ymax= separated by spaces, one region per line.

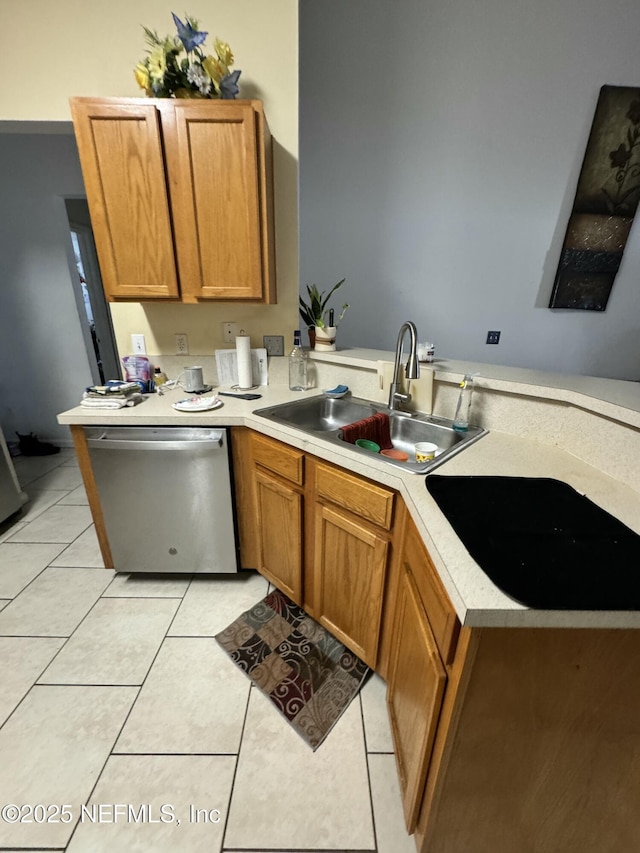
xmin=425 ymin=475 xmax=640 ymax=610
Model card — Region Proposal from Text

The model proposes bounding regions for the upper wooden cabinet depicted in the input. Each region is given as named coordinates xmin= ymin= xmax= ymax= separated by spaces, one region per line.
xmin=69 ymin=97 xmax=276 ymax=303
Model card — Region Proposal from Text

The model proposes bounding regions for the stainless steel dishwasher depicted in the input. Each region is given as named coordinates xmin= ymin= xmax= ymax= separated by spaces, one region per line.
xmin=85 ymin=426 xmax=238 ymax=573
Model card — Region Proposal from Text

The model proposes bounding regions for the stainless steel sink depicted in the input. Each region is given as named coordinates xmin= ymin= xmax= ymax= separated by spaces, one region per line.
xmin=254 ymin=395 xmax=487 ymax=474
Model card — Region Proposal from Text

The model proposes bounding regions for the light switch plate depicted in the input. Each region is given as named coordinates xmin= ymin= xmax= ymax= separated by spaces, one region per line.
xmin=131 ymin=334 xmax=146 ymax=354
xmin=263 ymin=335 xmax=285 ymax=357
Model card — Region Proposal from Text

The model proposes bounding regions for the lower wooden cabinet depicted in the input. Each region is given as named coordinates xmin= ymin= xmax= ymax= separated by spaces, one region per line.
xmin=386 ymin=515 xmax=458 ymax=833
xmin=387 ymin=564 xmax=447 ymax=832
xmin=233 ymin=428 xmax=305 ymax=603
xmin=232 ymin=428 xmax=396 ymax=668
xmin=308 ymin=460 xmax=396 ymax=668
xmin=311 ymin=502 xmax=389 ymax=667
xmin=255 ymin=467 xmax=303 ymax=602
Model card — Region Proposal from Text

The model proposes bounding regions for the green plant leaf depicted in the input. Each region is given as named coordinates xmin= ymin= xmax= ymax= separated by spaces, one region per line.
xmin=298 ymin=296 xmax=315 ymax=328
xmin=320 ymin=278 xmax=346 ymax=312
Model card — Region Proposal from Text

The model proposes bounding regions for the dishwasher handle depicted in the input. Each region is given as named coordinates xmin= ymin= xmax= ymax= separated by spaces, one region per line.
xmin=86 ymin=435 xmax=224 ymax=452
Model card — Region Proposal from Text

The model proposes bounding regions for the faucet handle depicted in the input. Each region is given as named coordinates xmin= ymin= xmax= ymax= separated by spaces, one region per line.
xmin=391 ymin=388 xmax=412 ymax=410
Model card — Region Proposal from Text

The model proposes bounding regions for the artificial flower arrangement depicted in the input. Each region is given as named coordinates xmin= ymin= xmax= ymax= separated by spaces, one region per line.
xmin=134 ymin=12 xmax=241 ymax=99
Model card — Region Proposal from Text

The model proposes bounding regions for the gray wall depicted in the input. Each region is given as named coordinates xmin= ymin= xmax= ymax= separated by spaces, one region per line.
xmin=0 ymin=132 xmax=93 ymax=442
xmin=299 ymin=0 xmax=640 ymax=380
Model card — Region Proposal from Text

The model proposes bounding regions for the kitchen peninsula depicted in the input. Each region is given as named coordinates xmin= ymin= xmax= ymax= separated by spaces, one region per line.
xmin=58 ymin=351 xmax=640 ymax=853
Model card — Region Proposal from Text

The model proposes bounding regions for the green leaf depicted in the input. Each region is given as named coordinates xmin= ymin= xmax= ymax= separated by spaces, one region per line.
xmin=299 ymin=296 xmax=315 ymax=328
xmin=320 ymin=278 xmax=345 ymax=311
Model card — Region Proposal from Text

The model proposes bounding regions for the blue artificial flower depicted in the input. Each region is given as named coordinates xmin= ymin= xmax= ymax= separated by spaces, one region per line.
xmin=219 ymin=69 xmax=241 ymax=99
xmin=172 ymin=12 xmax=207 ymax=52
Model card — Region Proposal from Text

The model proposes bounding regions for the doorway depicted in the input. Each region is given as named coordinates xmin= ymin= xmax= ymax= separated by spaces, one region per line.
xmin=64 ymin=199 xmax=120 ymax=385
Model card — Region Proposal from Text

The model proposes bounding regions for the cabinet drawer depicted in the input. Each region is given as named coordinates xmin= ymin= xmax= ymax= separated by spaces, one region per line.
xmin=251 ymin=432 xmax=304 ymax=485
xmin=404 ymin=517 xmax=459 ymax=666
xmin=314 ymin=461 xmax=394 ymax=530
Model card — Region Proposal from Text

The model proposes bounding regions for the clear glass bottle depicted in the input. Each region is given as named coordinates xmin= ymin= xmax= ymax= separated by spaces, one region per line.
xmin=288 ymin=330 xmax=309 ymax=391
xmin=453 ymin=373 xmax=475 ymax=431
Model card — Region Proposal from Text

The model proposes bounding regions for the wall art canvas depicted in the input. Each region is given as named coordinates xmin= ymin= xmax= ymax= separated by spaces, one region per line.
xmin=549 ymin=85 xmax=640 ymax=310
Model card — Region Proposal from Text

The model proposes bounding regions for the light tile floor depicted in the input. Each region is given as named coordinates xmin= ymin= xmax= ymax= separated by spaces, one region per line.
xmin=0 ymin=449 xmax=416 ymax=852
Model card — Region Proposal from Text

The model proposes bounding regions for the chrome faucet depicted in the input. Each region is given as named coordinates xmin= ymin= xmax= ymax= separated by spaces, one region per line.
xmin=388 ymin=321 xmax=420 ymax=411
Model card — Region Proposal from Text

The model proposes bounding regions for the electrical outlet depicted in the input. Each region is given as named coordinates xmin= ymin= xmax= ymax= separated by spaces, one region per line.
xmin=175 ymin=333 xmax=189 ymax=355
xmin=263 ymin=335 xmax=285 ymax=356
xmin=486 ymin=330 xmax=501 ymax=345
xmin=131 ymin=334 xmax=146 ymax=354
xmin=223 ymin=322 xmax=239 ymax=343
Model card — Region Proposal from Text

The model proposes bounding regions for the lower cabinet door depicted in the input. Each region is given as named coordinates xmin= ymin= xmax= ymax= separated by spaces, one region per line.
xmin=255 ymin=468 xmax=303 ymax=603
xmin=387 ymin=566 xmax=447 ymax=833
xmin=313 ymin=503 xmax=388 ymax=668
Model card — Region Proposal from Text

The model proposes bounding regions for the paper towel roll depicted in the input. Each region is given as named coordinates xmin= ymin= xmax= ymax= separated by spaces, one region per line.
xmin=236 ymin=335 xmax=253 ymax=389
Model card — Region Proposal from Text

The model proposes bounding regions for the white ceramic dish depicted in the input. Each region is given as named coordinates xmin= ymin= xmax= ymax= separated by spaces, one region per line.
xmin=172 ymin=396 xmax=223 ymax=412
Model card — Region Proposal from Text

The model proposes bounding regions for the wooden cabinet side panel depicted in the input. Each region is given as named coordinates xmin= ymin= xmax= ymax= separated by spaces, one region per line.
xmin=70 ymin=425 xmax=113 ymax=568
xmin=313 ymin=504 xmax=388 ymax=667
xmin=70 ymin=99 xmax=179 ymax=300
xmin=169 ymin=102 xmax=264 ymax=301
xmin=258 ymin=107 xmax=277 ymax=304
xmin=387 ymin=566 xmax=447 ymax=832
xmin=420 ymin=628 xmax=640 ymax=853
xmin=255 ymin=469 xmax=303 ymax=603
xmin=230 ymin=427 xmax=259 ymax=569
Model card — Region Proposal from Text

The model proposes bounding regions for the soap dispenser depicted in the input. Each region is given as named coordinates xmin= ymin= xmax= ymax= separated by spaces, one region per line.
xmin=453 ymin=373 xmax=476 ymax=431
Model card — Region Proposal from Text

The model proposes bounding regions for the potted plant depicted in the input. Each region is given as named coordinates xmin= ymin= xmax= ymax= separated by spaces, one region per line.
xmin=299 ymin=278 xmax=349 ymax=351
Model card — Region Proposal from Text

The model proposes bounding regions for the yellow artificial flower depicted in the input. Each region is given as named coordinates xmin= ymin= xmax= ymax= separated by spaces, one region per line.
xmin=134 ymin=62 xmax=150 ymax=91
xmin=147 ymin=45 xmax=167 ymax=82
xmin=203 ymin=55 xmax=226 ymax=84
xmin=214 ymin=38 xmax=234 ymax=67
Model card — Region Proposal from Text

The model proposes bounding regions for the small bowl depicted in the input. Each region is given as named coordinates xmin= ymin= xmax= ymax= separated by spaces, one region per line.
xmin=381 ymin=448 xmax=409 ymax=462
xmin=355 ymin=438 xmax=380 ymax=453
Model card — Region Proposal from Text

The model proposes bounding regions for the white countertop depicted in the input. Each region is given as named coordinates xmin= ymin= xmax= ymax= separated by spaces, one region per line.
xmin=58 ymin=375 xmax=640 ymax=631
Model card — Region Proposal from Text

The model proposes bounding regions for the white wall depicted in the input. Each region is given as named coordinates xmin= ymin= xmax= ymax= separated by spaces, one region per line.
xmin=299 ymin=0 xmax=640 ymax=379
xmin=0 ymin=134 xmax=92 ymax=441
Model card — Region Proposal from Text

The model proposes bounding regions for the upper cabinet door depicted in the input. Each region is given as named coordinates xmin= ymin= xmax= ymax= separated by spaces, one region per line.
xmin=168 ymin=101 xmax=274 ymax=302
xmin=70 ymin=97 xmax=276 ymax=303
xmin=70 ymin=99 xmax=179 ymax=301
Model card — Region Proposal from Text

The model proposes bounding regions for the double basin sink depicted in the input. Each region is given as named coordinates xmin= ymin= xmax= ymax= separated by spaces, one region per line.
xmin=254 ymin=394 xmax=487 ymax=474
